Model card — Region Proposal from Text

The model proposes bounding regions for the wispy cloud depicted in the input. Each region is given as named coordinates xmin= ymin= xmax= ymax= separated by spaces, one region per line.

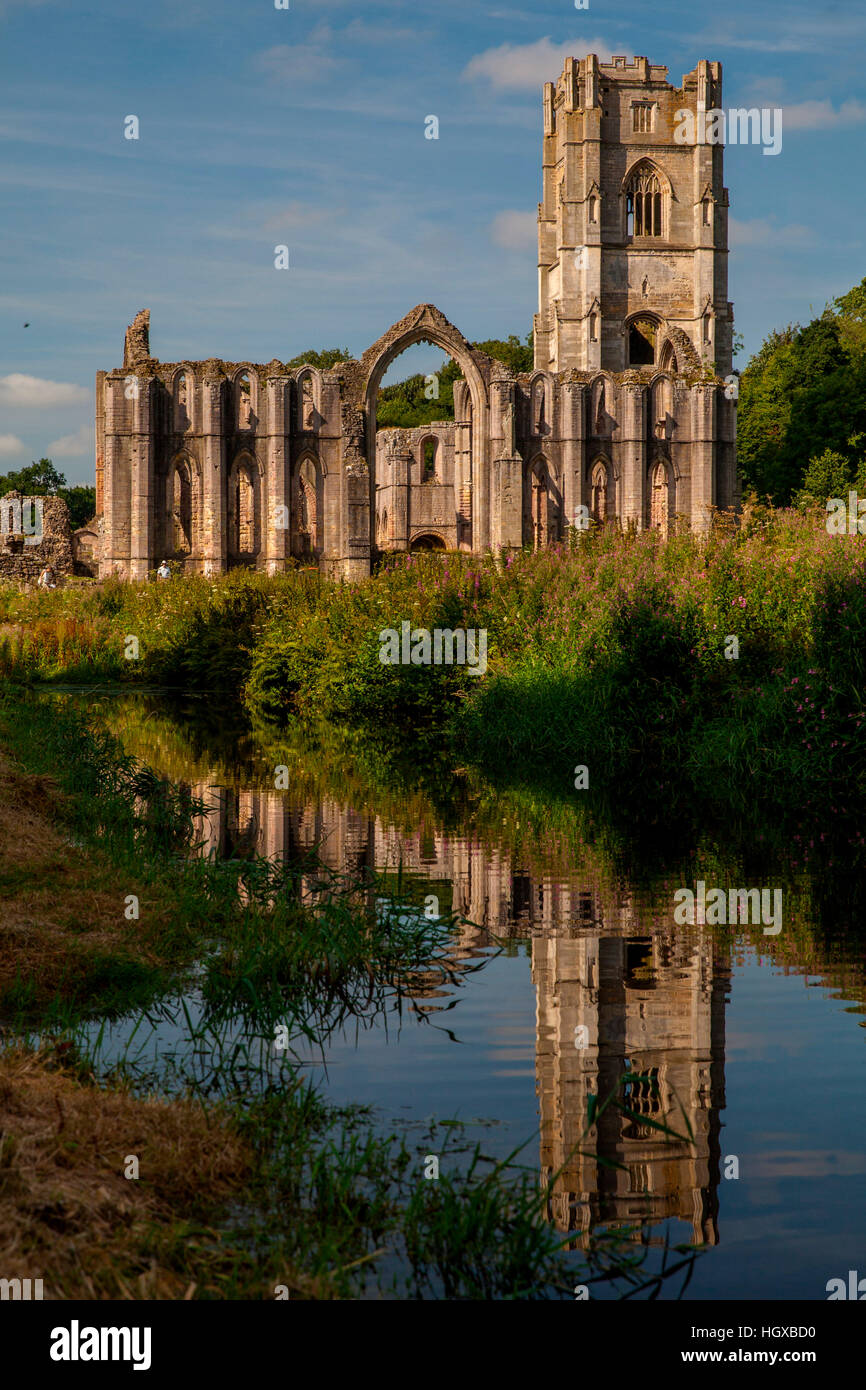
xmin=729 ymin=218 xmax=815 ymax=249
xmin=47 ymin=423 xmax=92 ymax=456
xmin=464 ymin=36 xmax=615 ymax=92
xmin=491 ymin=209 xmax=536 ymax=251
xmin=343 ymin=17 xmax=421 ymax=43
xmin=783 ymin=99 xmax=866 ymax=131
xmin=0 ymin=433 xmax=26 ymax=458
xmin=701 ymin=12 xmax=866 ymax=54
xmin=254 ymin=26 xmax=342 ymax=83
xmin=0 ymin=375 xmax=90 ymax=407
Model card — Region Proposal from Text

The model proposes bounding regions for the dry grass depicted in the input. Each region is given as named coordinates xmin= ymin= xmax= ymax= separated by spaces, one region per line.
xmin=0 ymin=1048 xmax=257 ymax=1299
xmin=0 ymin=751 xmax=173 ymax=1010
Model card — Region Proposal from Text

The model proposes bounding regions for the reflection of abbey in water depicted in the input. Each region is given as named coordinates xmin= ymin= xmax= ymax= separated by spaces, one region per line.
xmin=196 ymin=783 xmax=729 ymax=1247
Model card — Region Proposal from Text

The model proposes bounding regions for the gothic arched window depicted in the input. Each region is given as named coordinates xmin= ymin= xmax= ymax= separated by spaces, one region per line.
xmin=421 ymin=437 xmax=437 ymax=482
xmin=531 ymin=379 xmax=546 ymax=434
xmin=168 ymin=456 xmax=194 ymax=555
xmin=591 ymin=378 xmax=607 ymax=435
xmin=590 ymin=459 xmax=609 ymax=524
xmin=174 ymin=372 xmax=189 ymax=432
xmin=293 ymin=454 xmax=319 ymax=560
xmin=530 ymin=460 xmax=549 ymax=549
xmin=651 ymin=377 xmax=674 ymax=438
xmin=234 ymin=462 xmax=255 ymax=553
xmin=299 ymin=373 xmax=316 ymax=431
xmin=626 ymin=166 xmax=663 ymax=238
xmin=629 ymin=316 xmax=658 ymax=366
xmin=237 ymin=373 xmax=252 ymax=430
xmin=650 ymin=459 xmax=670 ymax=535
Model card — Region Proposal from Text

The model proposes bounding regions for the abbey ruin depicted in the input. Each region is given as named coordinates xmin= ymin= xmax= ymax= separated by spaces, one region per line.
xmin=97 ymin=54 xmax=737 ymax=580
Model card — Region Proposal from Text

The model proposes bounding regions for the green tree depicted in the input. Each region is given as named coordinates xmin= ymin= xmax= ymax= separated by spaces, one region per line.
xmin=0 ymin=457 xmax=66 ymax=495
xmin=59 ymin=485 xmax=97 ymax=530
xmin=284 ymin=348 xmax=352 ymax=371
xmin=835 ymin=277 xmax=866 ymax=359
xmin=795 ymin=448 xmax=854 ymax=510
xmin=472 ymin=331 xmax=534 ymax=373
xmin=737 ymin=301 xmax=866 ymax=503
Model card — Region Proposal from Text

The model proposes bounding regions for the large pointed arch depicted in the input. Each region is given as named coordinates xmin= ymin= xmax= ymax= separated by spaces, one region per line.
xmin=353 ymin=304 xmax=491 ymax=552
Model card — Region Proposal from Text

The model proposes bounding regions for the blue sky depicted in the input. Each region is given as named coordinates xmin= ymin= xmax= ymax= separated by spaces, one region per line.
xmin=1 ymin=0 xmax=864 ymax=486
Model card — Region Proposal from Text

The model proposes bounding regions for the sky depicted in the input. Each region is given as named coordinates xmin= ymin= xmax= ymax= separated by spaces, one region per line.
xmin=0 ymin=0 xmax=864 ymax=486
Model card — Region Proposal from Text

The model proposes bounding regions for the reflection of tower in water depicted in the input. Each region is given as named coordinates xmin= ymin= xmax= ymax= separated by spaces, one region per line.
xmin=533 ymin=926 xmax=729 ymax=1248
xmin=190 ymin=782 xmax=730 ymax=1245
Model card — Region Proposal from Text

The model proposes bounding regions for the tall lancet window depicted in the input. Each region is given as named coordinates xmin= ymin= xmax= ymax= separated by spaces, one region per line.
xmin=626 ymin=167 xmax=663 ymax=238
xmin=238 ymin=373 xmax=251 ymax=430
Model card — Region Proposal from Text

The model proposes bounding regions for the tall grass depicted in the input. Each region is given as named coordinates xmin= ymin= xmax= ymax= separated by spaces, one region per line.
xmin=5 ymin=509 xmax=866 ymax=827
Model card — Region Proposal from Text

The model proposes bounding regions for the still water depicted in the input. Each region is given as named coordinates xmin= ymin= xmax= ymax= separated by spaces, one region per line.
xmin=67 ymin=691 xmax=866 ymax=1300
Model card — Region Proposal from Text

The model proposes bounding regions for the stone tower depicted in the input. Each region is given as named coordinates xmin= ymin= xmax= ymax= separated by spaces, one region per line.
xmin=534 ymin=55 xmax=733 ymax=379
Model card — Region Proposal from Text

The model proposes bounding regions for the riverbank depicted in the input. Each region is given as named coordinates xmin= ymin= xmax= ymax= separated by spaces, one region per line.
xmin=3 ymin=508 xmax=863 ymax=836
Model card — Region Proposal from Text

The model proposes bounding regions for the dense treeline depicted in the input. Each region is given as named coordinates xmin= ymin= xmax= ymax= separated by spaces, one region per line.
xmin=738 ymin=277 xmax=866 ymax=505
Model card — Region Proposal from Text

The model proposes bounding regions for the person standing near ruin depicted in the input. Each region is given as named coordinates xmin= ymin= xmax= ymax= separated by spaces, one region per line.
xmin=37 ymin=565 xmax=56 ymax=590
xmin=156 ymin=560 xmax=171 ymax=581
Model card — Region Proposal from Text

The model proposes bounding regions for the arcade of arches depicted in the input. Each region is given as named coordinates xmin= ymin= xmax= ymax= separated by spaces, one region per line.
xmin=100 ymin=298 xmax=735 ymax=580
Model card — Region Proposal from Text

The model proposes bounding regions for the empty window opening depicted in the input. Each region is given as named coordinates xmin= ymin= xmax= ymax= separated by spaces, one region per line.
xmin=238 ymin=373 xmax=251 ymax=430
xmin=422 ymin=437 xmax=437 ymax=482
xmin=235 ymin=466 xmax=254 ymax=552
xmin=301 ymin=375 xmax=316 ymax=430
xmin=171 ymin=460 xmax=192 ymax=554
xmin=629 ymin=317 xmax=657 ymax=366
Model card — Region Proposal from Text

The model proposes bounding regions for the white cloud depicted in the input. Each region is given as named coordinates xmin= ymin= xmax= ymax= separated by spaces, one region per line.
xmin=729 ymin=218 xmax=814 ymax=248
xmin=254 ymin=27 xmax=341 ymax=83
xmin=0 ymin=374 xmax=90 ymax=407
xmin=491 ymin=209 xmax=536 ymax=251
xmin=0 ymin=434 xmax=25 ymax=458
xmin=699 ymin=13 xmax=866 ymax=54
xmin=47 ymin=423 xmax=93 ymax=457
xmin=782 ymin=99 xmax=866 ymax=132
xmin=464 ymin=36 xmax=615 ymax=92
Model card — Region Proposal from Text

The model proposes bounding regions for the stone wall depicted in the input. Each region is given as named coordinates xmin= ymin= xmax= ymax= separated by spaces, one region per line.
xmin=0 ymin=493 xmax=74 ymax=584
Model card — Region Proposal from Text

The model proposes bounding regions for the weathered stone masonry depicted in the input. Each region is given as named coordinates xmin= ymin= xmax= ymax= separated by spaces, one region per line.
xmin=96 ymin=54 xmax=737 ymax=580
xmin=0 ymin=493 xmax=74 ymax=583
